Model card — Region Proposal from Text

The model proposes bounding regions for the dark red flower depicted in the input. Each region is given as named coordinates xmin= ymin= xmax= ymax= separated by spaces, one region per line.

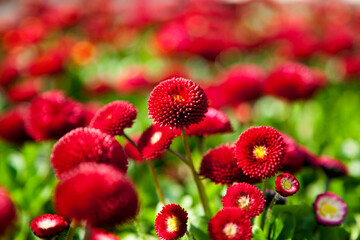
xmin=185 ymin=108 xmax=232 ymax=136
xmin=0 ymin=56 xmax=19 ymax=87
xmin=138 ymin=124 xmax=177 ymax=160
xmin=222 ymin=183 xmax=265 ymax=218
xmin=208 ymin=207 xmax=252 ymax=240
xmin=90 ymin=228 xmax=121 ymax=240
xmin=275 ymin=173 xmax=300 ymax=197
xmin=30 ymin=214 xmax=68 ymax=239
xmin=263 ymin=62 xmax=325 ymax=101
xmin=235 ymin=126 xmax=286 ymax=179
xmin=148 ymin=77 xmax=208 ymax=129
xmin=155 ymin=203 xmax=188 ymax=240
xmin=124 ymin=136 xmax=143 ymax=163
xmin=200 ymin=144 xmax=261 ymax=185
xmin=55 ymin=163 xmax=138 ymax=227
xmin=279 ymin=134 xmax=305 ymax=174
xmin=6 ymin=78 xmax=41 ymax=103
xmin=300 ymin=146 xmax=321 ymax=168
xmin=89 ymin=100 xmax=137 ymax=136
xmin=25 ymin=90 xmax=85 ymax=141
xmin=0 ymin=105 xmax=32 ymax=143
xmin=321 ymin=25 xmax=354 ymax=55
xmin=0 ymin=186 xmax=16 ymax=236
xmin=318 ymin=156 xmax=348 ymax=178
xmin=51 ymin=127 xmax=128 ymax=178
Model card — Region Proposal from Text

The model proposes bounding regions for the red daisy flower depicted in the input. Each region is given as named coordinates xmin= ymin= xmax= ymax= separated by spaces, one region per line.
xmin=314 ymin=192 xmax=347 ymax=226
xmin=279 ymin=134 xmax=305 ymax=174
xmin=138 ymin=124 xmax=177 ymax=160
xmin=222 ymin=183 xmax=265 ymax=218
xmin=235 ymin=126 xmax=286 ymax=179
xmin=89 ymin=100 xmax=137 ymax=136
xmin=275 ymin=173 xmax=300 ymax=197
xmin=0 ymin=186 xmax=16 ymax=236
xmin=300 ymin=146 xmax=321 ymax=168
xmin=200 ymin=144 xmax=261 ymax=185
xmin=90 ymin=228 xmax=121 ymax=240
xmin=30 ymin=214 xmax=68 ymax=239
xmin=208 ymin=207 xmax=252 ymax=240
xmin=263 ymin=62 xmax=324 ymax=101
xmin=148 ymin=77 xmax=209 ymax=129
xmin=318 ymin=156 xmax=348 ymax=178
xmin=25 ymin=90 xmax=85 ymax=141
xmin=6 ymin=78 xmax=41 ymax=103
xmin=185 ymin=108 xmax=233 ymax=136
xmin=155 ymin=203 xmax=188 ymax=240
xmin=124 ymin=136 xmax=143 ymax=163
xmin=55 ymin=163 xmax=138 ymax=227
xmin=51 ymin=128 xmax=128 ymax=178
xmin=0 ymin=105 xmax=32 ymax=144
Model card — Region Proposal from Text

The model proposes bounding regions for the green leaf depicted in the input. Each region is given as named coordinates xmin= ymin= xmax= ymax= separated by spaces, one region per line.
xmin=252 ymin=226 xmax=267 ymax=240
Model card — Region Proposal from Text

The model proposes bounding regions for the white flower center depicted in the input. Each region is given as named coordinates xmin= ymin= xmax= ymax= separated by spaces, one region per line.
xmin=223 ymin=222 xmax=239 ymax=238
xmin=237 ymin=195 xmax=251 ymax=210
xmin=38 ymin=219 xmax=57 ymax=229
xmin=151 ymin=131 xmax=162 ymax=144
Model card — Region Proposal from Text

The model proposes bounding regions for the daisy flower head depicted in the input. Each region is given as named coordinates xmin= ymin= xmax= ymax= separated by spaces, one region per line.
xmin=30 ymin=214 xmax=68 ymax=239
xmin=275 ymin=173 xmax=300 ymax=197
xmin=155 ymin=203 xmax=188 ymax=240
xmin=89 ymin=100 xmax=137 ymax=136
xmin=199 ymin=144 xmax=261 ymax=185
xmin=318 ymin=156 xmax=348 ymax=178
xmin=222 ymin=182 xmax=265 ymax=218
xmin=314 ymin=192 xmax=347 ymax=226
xmin=235 ymin=126 xmax=286 ymax=179
xmin=148 ymin=77 xmax=208 ymax=129
xmin=208 ymin=207 xmax=252 ymax=240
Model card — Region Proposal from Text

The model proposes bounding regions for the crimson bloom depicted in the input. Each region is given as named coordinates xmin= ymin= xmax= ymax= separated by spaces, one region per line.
xmin=222 ymin=183 xmax=265 ymax=218
xmin=318 ymin=156 xmax=348 ymax=178
xmin=279 ymin=134 xmax=305 ymax=174
xmin=208 ymin=207 xmax=252 ymax=240
xmin=185 ymin=108 xmax=232 ymax=136
xmin=275 ymin=173 xmax=300 ymax=197
xmin=30 ymin=214 xmax=68 ymax=239
xmin=124 ymin=137 xmax=143 ymax=163
xmin=314 ymin=192 xmax=347 ymax=226
xmin=235 ymin=126 xmax=286 ymax=179
xmin=0 ymin=186 xmax=16 ymax=236
xmin=89 ymin=100 xmax=137 ymax=136
xmin=138 ymin=124 xmax=176 ymax=160
xmin=155 ymin=203 xmax=188 ymax=240
xmin=200 ymin=144 xmax=261 ymax=185
xmin=25 ymin=90 xmax=85 ymax=141
xmin=51 ymin=127 xmax=128 ymax=178
xmin=90 ymin=228 xmax=121 ymax=240
xmin=263 ymin=62 xmax=324 ymax=101
xmin=55 ymin=163 xmax=138 ymax=227
xmin=148 ymin=77 xmax=208 ymax=129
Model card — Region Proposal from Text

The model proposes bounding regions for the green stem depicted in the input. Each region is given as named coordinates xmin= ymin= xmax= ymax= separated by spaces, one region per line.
xmin=181 ymin=129 xmax=211 ymax=218
xmin=325 ymin=176 xmax=331 ymax=192
xmin=66 ymin=221 xmax=76 ymax=240
xmin=255 ymin=178 xmax=268 ymax=228
xmin=134 ymin=219 xmax=146 ymax=240
xmin=123 ymin=133 xmax=166 ymax=205
xmin=167 ymin=148 xmax=190 ymax=165
xmin=264 ymin=192 xmax=280 ymax=238
xmin=83 ymin=223 xmax=91 ymax=240
xmin=197 ymin=136 xmax=205 ymax=155
xmin=186 ymin=230 xmax=195 ymax=240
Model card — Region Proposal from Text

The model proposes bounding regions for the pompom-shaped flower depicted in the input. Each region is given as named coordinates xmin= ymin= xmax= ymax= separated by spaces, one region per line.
xmin=222 ymin=183 xmax=265 ymax=218
xmin=318 ymin=156 xmax=348 ymax=178
xmin=89 ymin=101 xmax=137 ymax=136
xmin=25 ymin=90 xmax=85 ymax=141
xmin=200 ymin=144 xmax=261 ymax=185
xmin=279 ymin=134 xmax=305 ymax=174
xmin=275 ymin=173 xmax=300 ymax=197
xmin=155 ymin=203 xmax=188 ymax=240
xmin=185 ymin=108 xmax=233 ymax=136
xmin=314 ymin=192 xmax=347 ymax=226
xmin=0 ymin=186 xmax=16 ymax=236
xmin=0 ymin=105 xmax=31 ymax=144
xmin=30 ymin=214 xmax=69 ymax=239
xmin=208 ymin=207 xmax=252 ymax=240
xmin=138 ymin=124 xmax=176 ymax=160
xmin=235 ymin=126 xmax=286 ymax=179
xmin=148 ymin=77 xmax=209 ymax=129
xmin=263 ymin=62 xmax=324 ymax=101
xmin=90 ymin=228 xmax=121 ymax=240
xmin=51 ymin=128 xmax=127 ymax=178
xmin=55 ymin=163 xmax=138 ymax=227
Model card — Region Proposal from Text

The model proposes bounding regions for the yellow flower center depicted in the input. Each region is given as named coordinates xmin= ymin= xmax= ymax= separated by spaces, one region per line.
xmin=237 ymin=195 xmax=251 ymax=210
xmin=173 ymin=94 xmax=184 ymax=102
xmin=281 ymin=178 xmax=293 ymax=191
xmin=167 ymin=216 xmax=180 ymax=232
xmin=319 ymin=203 xmax=338 ymax=218
xmin=253 ymin=145 xmax=267 ymax=159
xmin=150 ymin=131 xmax=162 ymax=144
xmin=107 ymin=115 xmax=112 ymax=120
xmin=223 ymin=222 xmax=239 ymax=238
